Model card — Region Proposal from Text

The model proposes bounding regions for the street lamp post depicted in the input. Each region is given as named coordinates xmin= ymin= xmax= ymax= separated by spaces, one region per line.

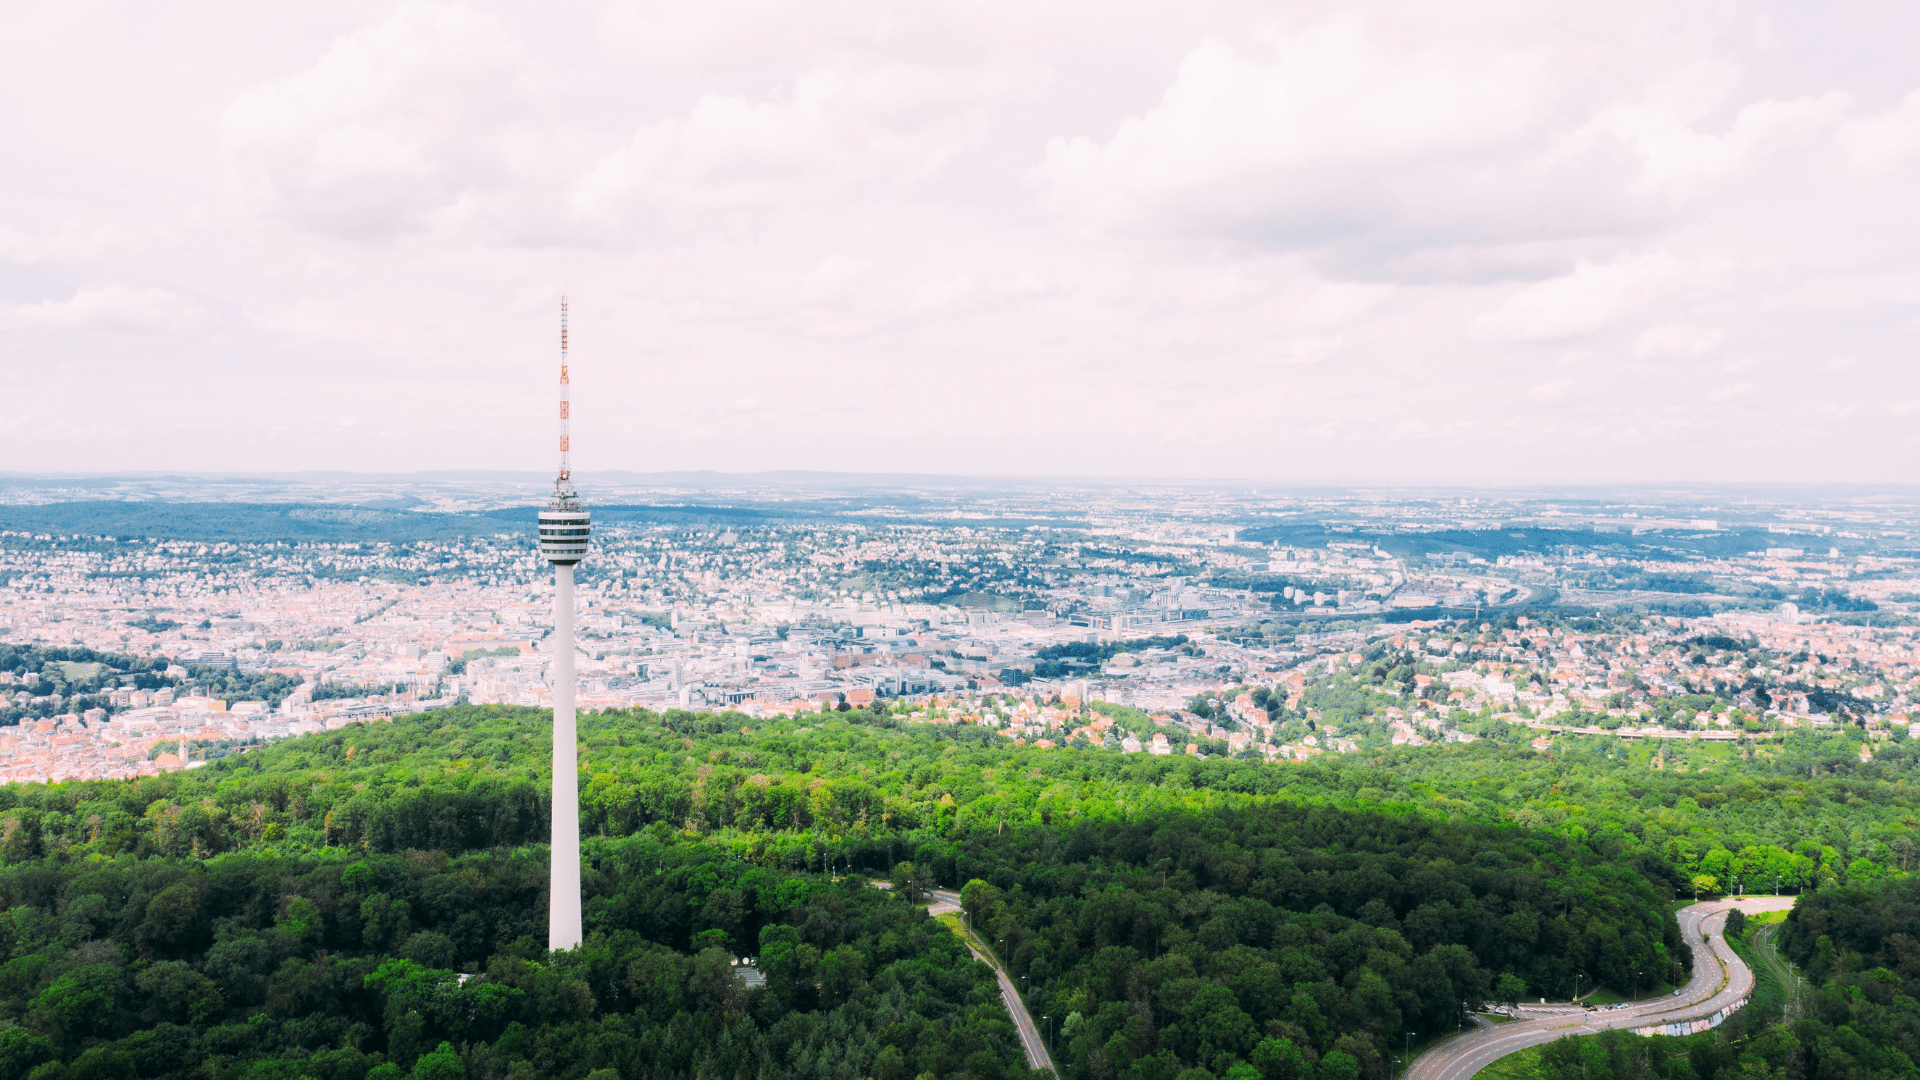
xmin=1404 ymin=1031 xmax=1415 ymax=1077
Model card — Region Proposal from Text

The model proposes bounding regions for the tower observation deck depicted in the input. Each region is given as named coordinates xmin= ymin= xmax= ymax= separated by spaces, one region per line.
xmin=539 ymin=482 xmax=590 ymax=564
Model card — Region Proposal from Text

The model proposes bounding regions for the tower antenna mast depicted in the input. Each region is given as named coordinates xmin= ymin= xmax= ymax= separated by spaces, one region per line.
xmin=559 ymin=297 xmax=571 ymax=482
xmin=538 ymin=295 xmax=590 ymax=951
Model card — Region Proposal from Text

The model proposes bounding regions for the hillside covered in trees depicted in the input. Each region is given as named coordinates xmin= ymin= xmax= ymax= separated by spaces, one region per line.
xmin=0 ymin=704 xmax=1913 ymax=1080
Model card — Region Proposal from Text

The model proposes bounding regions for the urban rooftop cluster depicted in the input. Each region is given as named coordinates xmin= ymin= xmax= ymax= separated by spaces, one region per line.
xmin=2 ymin=481 xmax=1916 ymax=782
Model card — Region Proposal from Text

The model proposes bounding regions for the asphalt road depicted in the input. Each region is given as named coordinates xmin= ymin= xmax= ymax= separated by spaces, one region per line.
xmin=1404 ymin=896 xmax=1795 ymax=1080
xmin=928 ymin=889 xmax=1057 ymax=1074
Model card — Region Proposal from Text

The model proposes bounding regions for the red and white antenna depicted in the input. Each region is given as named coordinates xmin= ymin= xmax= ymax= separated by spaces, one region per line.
xmin=558 ymin=296 xmax=571 ymax=481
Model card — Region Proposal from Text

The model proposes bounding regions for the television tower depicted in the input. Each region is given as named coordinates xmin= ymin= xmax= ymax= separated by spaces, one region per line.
xmin=539 ymin=296 xmax=589 ymax=951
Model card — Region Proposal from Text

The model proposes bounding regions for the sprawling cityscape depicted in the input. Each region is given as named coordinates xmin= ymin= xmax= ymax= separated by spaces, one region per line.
xmin=4 ymin=474 xmax=1914 ymax=784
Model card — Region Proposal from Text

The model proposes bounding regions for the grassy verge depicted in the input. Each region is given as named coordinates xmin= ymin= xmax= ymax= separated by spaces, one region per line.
xmin=1473 ymin=1033 xmax=1717 ymax=1079
xmin=935 ymin=911 xmax=1008 ymax=973
xmin=1729 ymin=938 xmax=1777 ymax=1015
xmin=1473 ymin=1045 xmax=1544 ymax=1080
xmin=1739 ymin=911 xmax=1796 ymax=1021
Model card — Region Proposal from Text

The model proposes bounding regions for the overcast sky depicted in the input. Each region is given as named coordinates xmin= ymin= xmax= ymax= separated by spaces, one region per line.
xmin=3 ymin=1 xmax=1918 ymax=483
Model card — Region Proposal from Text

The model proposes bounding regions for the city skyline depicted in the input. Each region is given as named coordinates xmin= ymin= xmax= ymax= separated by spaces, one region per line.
xmin=5 ymin=470 xmax=1917 ymax=786
xmin=5 ymin=2 xmax=1920 ymax=483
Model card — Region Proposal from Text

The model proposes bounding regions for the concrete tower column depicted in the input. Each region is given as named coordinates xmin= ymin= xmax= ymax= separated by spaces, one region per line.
xmin=550 ymin=563 xmax=582 ymax=950
xmin=539 ymin=295 xmax=588 ymax=953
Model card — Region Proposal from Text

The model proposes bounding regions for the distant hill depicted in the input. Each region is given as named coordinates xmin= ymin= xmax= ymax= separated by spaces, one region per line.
xmin=0 ymin=498 xmax=1091 ymax=541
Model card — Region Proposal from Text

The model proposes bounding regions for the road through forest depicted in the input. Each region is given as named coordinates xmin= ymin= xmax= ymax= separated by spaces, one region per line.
xmin=1404 ymin=896 xmax=1795 ymax=1080
xmin=928 ymin=888 xmax=1058 ymax=1075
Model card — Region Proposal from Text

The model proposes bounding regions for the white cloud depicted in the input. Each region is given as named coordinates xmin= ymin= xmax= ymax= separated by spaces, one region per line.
xmin=7 ymin=0 xmax=1920 ymax=481
xmin=575 ymin=64 xmax=999 ymax=222
xmin=909 ymin=276 xmax=979 ymax=314
xmin=1264 ymin=336 xmax=1340 ymax=366
xmin=0 ymin=222 xmax=120 ymax=265
xmin=1836 ymin=89 xmax=1920 ymax=169
xmin=1027 ymin=13 xmax=1899 ymax=283
xmin=0 ymin=284 xmax=205 ymax=335
xmin=1633 ymin=324 xmax=1723 ymax=360
xmin=597 ymin=0 xmax=790 ymax=57
xmin=1032 ymin=21 xmax=1550 ymax=250
xmin=1473 ymin=254 xmax=1693 ymax=342
xmin=1592 ymin=90 xmax=1850 ymax=196
xmin=1525 ymin=380 xmax=1574 ymax=404
xmin=219 ymin=2 xmax=534 ymax=239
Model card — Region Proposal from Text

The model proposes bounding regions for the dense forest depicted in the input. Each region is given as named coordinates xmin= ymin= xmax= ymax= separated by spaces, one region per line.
xmin=0 ymin=704 xmax=1912 ymax=1080
xmin=947 ymin=808 xmax=1676 ymax=1080
xmin=1770 ymin=875 xmax=1920 ymax=1078
xmin=0 ymin=825 xmax=1025 ymax=1080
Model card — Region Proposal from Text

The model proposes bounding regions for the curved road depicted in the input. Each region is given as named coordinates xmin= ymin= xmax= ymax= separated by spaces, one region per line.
xmin=928 ymin=889 xmax=1057 ymax=1074
xmin=1406 ymin=897 xmax=1795 ymax=1080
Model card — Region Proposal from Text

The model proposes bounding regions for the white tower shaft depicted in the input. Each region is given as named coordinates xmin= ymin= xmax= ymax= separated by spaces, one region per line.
xmin=549 ymin=563 xmax=582 ymax=950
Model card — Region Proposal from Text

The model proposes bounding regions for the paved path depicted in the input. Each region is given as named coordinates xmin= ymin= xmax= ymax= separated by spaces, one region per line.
xmin=928 ymin=889 xmax=1056 ymax=1074
xmin=1405 ymin=896 xmax=1795 ymax=1080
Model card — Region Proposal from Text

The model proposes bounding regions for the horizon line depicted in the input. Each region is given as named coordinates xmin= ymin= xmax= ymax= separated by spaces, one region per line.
xmin=4 ymin=469 xmax=1920 ymax=494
